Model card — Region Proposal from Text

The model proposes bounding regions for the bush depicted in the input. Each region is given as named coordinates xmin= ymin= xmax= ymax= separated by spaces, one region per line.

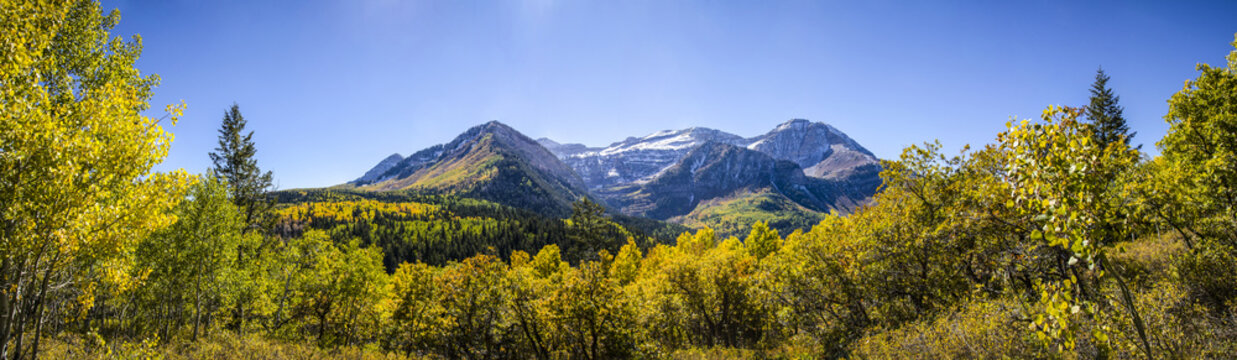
xmin=851 ymin=298 xmax=1050 ymax=359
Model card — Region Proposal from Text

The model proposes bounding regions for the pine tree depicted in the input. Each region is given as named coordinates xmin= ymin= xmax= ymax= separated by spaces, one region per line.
xmin=567 ymin=198 xmax=610 ymax=262
xmin=1085 ymin=68 xmax=1136 ymax=149
xmin=208 ymin=103 xmax=274 ymax=335
xmin=209 ymin=103 xmax=275 ymax=233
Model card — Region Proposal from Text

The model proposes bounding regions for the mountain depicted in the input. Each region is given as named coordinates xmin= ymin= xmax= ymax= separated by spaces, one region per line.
xmin=354 ymin=153 xmax=405 ymax=184
xmin=746 ymin=119 xmax=883 ymax=203
xmin=593 ymin=142 xmax=866 ymax=235
xmin=353 ymin=121 xmax=588 ymax=216
xmin=539 ymin=119 xmax=882 ymax=235
xmin=536 ymin=138 xmax=596 ymax=158
xmin=352 ymin=118 xmax=882 ymax=236
xmin=542 ymin=119 xmax=880 ymax=190
xmin=746 ymin=119 xmax=878 ymax=178
xmin=537 ymin=127 xmax=748 ymax=190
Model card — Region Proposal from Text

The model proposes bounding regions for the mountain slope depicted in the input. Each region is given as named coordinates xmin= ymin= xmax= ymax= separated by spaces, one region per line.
xmin=354 ymin=153 xmax=404 ymax=184
xmin=351 ymin=119 xmax=882 ymax=235
xmin=540 ymin=127 xmax=749 ymax=190
xmin=356 ymin=121 xmax=588 ymax=216
xmin=595 ymin=142 xmax=864 ymax=235
xmin=542 ymin=119 xmax=881 ymax=192
xmin=671 ymin=190 xmax=828 ymax=238
xmin=539 ymin=119 xmax=882 ymax=235
xmin=747 ymin=119 xmax=883 ymax=203
xmin=747 ymin=119 xmax=878 ymax=177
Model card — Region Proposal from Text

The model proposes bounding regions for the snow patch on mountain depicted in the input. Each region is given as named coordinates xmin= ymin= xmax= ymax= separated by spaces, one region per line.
xmin=540 ymin=119 xmax=878 ymax=191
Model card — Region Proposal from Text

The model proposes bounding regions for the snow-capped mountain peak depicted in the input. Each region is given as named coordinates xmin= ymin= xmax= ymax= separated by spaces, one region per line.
xmin=539 ymin=119 xmax=878 ymax=191
xmin=540 ymin=127 xmax=748 ymax=189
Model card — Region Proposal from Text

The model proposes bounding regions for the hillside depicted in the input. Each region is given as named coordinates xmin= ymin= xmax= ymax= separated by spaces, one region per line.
xmin=669 ymin=190 xmax=828 ymax=238
xmin=355 ymin=121 xmax=589 ymax=217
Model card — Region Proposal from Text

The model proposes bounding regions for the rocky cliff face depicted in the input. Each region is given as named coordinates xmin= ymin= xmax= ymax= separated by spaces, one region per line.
xmin=747 ymin=119 xmax=882 ymax=198
xmin=746 ymin=119 xmax=875 ymax=170
xmin=354 ymin=153 xmax=405 ymax=185
xmin=542 ymin=119 xmax=881 ymax=193
xmin=540 ymin=128 xmax=748 ymax=190
xmin=598 ymin=142 xmax=865 ymax=221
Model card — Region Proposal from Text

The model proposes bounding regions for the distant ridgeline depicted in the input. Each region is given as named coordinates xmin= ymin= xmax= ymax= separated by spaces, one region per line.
xmin=347 ymin=119 xmax=883 ymax=238
xmin=272 ymin=188 xmax=688 ymax=268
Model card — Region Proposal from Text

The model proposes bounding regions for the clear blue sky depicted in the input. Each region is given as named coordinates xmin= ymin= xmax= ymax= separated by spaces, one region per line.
xmin=101 ymin=0 xmax=1237 ymax=189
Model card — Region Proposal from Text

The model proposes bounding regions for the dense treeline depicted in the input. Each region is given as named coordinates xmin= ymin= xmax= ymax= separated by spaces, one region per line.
xmin=276 ymin=188 xmax=690 ymax=244
xmin=271 ymin=189 xmax=683 ymax=267
xmin=5 ymin=1 xmax=1237 ymax=358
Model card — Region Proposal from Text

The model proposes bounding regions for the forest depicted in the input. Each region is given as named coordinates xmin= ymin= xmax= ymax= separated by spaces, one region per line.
xmin=270 ymin=189 xmax=684 ymax=268
xmin=3 ymin=1 xmax=1237 ymax=359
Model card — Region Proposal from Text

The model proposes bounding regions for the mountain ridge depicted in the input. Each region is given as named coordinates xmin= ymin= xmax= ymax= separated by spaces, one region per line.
xmin=538 ymin=119 xmax=881 ymax=190
xmin=595 ymin=141 xmax=865 ymax=234
xmin=354 ymin=121 xmax=589 ymax=216
xmin=353 ymin=119 xmax=882 ymax=235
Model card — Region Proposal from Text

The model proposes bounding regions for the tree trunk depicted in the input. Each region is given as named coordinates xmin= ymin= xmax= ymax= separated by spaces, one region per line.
xmin=193 ymin=271 xmax=203 ymax=342
xmin=0 ymin=256 xmax=13 ymax=360
xmin=30 ymin=253 xmax=59 ymax=360
xmin=1110 ymin=260 xmax=1154 ymax=360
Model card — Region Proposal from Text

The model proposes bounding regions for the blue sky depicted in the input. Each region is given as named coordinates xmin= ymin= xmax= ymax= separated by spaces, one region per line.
xmin=101 ymin=0 xmax=1237 ymax=189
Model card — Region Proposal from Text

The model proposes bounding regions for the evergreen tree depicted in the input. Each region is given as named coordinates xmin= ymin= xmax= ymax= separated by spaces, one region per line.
xmin=1085 ymin=68 xmax=1136 ymax=149
xmin=209 ymin=103 xmax=274 ymax=335
xmin=210 ymin=103 xmax=275 ymax=233
xmin=567 ymin=198 xmax=610 ymax=261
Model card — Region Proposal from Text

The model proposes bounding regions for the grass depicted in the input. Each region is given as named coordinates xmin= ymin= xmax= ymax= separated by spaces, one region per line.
xmin=41 ymin=332 xmax=412 ymax=360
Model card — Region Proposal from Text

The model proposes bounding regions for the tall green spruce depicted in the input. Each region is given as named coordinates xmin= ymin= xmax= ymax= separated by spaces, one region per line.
xmin=210 ymin=103 xmax=275 ymax=233
xmin=567 ymin=198 xmax=610 ymax=261
xmin=208 ymin=103 xmax=274 ymax=335
xmin=1085 ymin=68 xmax=1136 ymax=149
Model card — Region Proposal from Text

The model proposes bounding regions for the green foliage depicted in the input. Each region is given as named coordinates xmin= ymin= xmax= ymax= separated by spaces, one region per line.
xmin=610 ymin=239 xmax=642 ymax=285
xmin=1086 ymin=68 xmax=1134 ymax=149
xmin=532 ymin=244 xmax=567 ymax=278
xmin=673 ymin=191 xmax=826 ymax=239
xmin=290 ymin=236 xmax=388 ymax=347
xmin=12 ymin=6 xmax=1237 ymax=360
xmin=434 ymin=254 xmax=520 ymax=359
xmin=128 ymin=175 xmax=246 ymax=341
xmin=762 ymin=216 xmax=870 ymax=357
xmin=0 ymin=0 xmax=189 ymax=357
xmin=210 ymin=103 xmax=275 ymax=233
xmin=547 ymin=261 xmax=640 ymax=359
xmin=566 ymin=198 xmax=631 ymax=262
xmin=386 ymin=262 xmax=442 ymax=357
xmin=272 ymin=191 xmax=671 ymax=267
xmin=999 ymin=105 xmax=1143 ymax=352
xmin=1154 ymin=35 xmax=1237 ymax=314
xmin=649 ymin=229 xmax=767 ymax=349
xmin=851 ymin=299 xmax=1049 ymax=359
xmin=677 ymin=227 xmax=717 ymax=257
xmin=208 ymin=103 xmax=278 ymax=336
xmin=743 ymin=221 xmax=780 ymax=260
